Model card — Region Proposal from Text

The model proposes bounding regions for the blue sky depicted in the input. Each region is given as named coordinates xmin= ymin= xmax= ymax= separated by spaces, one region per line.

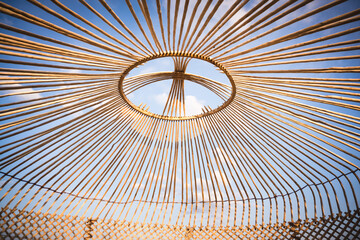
xmin=0 ymin=0 xmax=359 ymax=227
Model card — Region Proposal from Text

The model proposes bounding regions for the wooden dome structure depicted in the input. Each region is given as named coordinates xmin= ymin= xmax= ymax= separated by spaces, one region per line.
xmin=0 ymin=0 xmax=359 ymax=239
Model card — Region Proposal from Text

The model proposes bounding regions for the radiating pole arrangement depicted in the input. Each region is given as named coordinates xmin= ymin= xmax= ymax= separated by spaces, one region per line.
xmin=0 ymin=0 xmax=359 ymax=238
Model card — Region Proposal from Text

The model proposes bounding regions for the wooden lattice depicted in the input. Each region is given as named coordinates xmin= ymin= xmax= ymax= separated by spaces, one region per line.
xmin=1 ymin=207 xmax=360 ymax=239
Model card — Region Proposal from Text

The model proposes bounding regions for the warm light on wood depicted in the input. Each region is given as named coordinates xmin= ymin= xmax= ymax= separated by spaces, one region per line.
xmin=0 ymin=0 xmax=359 ymax=239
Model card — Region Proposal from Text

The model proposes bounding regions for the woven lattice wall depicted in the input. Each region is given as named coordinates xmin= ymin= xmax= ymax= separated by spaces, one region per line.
xmin=1 ymin=208 xmax=360 ymax=239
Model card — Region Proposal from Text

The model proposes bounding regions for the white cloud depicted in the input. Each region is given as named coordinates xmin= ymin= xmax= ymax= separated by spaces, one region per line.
xmin=1 ymin=83 xmax=41 ymax=100
xmin=155 ymin=92 xmax=168 ymax=105
xmin=185 ymin=95 xmax=204 ymax=116
xmin=216 ymin=147 xmax=236 ymax=165
xmin=134 ymin=183 xmax=144 ymax=190
xmin=69 ymin=109 xmax=84 ymax=118
xmin=216 ymin=0 xmax=247 ymax=26
xmin=216 ymin=147 xmax=226 ymax=163
xmin=214 ymin=170 xmax=229 ymax=187
xmin=154 ymin=93 xmax=205 ymax=117
xmin=66 ymin=69 xmax=82 ymax=74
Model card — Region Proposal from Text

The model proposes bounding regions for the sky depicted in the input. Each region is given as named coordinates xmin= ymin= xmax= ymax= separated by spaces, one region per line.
xmin=0 ymin=0 xmax=359 ymax=228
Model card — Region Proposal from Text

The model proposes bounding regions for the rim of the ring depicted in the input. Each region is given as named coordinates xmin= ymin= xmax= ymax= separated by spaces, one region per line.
xmin=118 ymin=52 xmax=236 ymax=120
